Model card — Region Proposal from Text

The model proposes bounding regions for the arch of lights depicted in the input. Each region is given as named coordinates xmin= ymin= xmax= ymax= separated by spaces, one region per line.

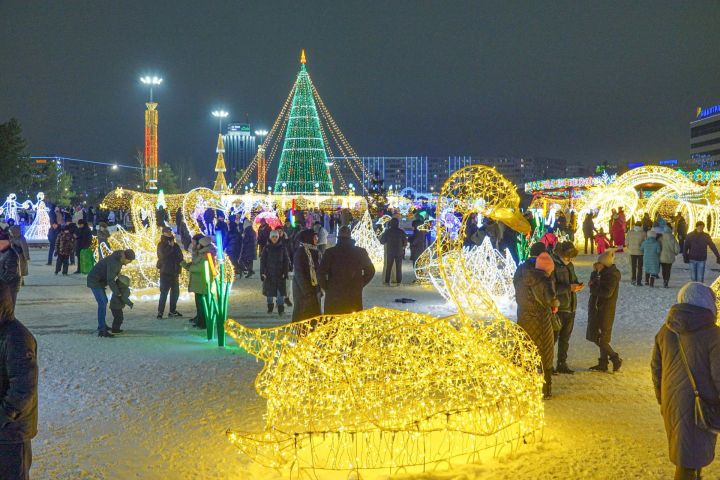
xmin=223 ymin=165 xmax=542 ymax=478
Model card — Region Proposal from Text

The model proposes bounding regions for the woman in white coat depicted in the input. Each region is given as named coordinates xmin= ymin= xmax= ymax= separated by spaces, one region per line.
xmin=660 ymin=225 xmax=680 ymax=288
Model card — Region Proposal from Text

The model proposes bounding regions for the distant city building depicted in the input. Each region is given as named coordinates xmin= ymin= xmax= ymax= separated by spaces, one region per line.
xmin=223 ymin=123 xmax=257 ymax=181
xmin=691 ymin=104 xmax=720 ymax=167
xmin=30 ymin=156 xmax=141 ymax=202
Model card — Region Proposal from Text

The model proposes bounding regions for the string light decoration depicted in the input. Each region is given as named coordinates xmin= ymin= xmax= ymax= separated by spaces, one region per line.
xmin=224 ymin=307 xmax=543 ymax=477
xmin=234 ymin=50 xmax=373 ymax=196
xmin=351 ymin=210 xmax=384 ymax=267
xmin=22 ymin=192 xmax=51 ymax=241
xmin=223 ymin=165 xmax=543 ymax=477
xmin=212 ymin=133 xmax=229 ymax=192
xmin=0 ymin=193 xmax=20 ymax=223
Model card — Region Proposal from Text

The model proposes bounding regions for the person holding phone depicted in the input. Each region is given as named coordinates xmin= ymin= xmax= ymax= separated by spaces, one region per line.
xmin=551 ymin=241 xmax=584 ymax=374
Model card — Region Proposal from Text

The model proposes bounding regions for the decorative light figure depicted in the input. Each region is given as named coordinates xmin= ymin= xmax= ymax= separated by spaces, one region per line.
xmin=140 ymin=75 xmax=163 ymax=191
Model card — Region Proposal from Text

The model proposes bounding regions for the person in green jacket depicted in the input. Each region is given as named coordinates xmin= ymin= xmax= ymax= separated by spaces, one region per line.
xmin=86 ymin=249 xmax=135 ymax=337
xmin=182 ymin=235 xmax=216 ymax=329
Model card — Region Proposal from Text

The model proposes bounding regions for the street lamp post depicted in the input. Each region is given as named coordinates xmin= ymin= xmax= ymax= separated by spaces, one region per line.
xmin=140 ymin=75 xmax=163 ymax=191
xmin=254 ymin=129 xmax=268 ymax=146
xmin=212 ymin=110 xmax=229 ymax=133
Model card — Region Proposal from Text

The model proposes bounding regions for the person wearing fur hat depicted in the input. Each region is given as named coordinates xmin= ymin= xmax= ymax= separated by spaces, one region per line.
xmin=652 ymin=282 xmax=720 ymax=480
xmin=260 ymin=229 xmax=290 ymax=315
xmin=551 ymin=241 xmax=584 ymax=374
xmin=513 ymin=251 xmax=559 ymax=398
xmin=586 ymin=250 xmax=622 ymax=372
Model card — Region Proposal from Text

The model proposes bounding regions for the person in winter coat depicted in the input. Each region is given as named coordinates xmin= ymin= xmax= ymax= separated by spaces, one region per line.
xmin=183 ymin=235 xmax=216 ymax=329
xmin=86 ymin=249 xmax=135 ymax=337
xmin=0 ymin=277 xmax=37 ymax=480
xmin=675 ymin=213 xmax=688 ymax=253
xmin=611 ymin=208 xmax=627 ymax=252
xmin=626 ymin=222 xmax=647 ymax=286
xmin=408 ymin=220 xmax=427 ymax=265
xmin=594 ymin=228 xmax=611 ymax=254
xmin=313 ymin=222 xmax=329 ymax=254
xmin=203 ymin=208 xmax=215 ymax=235
xmin=214 ymin=214 xmax=228 ymax=251
xmin=660 ymin=225 xmax=680 ymax=288
xmin=226 ymin=215 xmax=241 ymax=272
xmin=257 ymin=219 xmax=271 ymax=252
xmin=317 ymin=226 xmax=375 ymax=315
xmin=513 ymin=252 xmax=559 ymax=398
xmin=379 ymin=217 xmax=408 ymax=285
xmin=73 ymin=219 xmax=92 ymax=274
xmin=291 ymin=229 xmax=321 ymax=322
xmin=551 ymin=241 xmax=584 ymax=374
xmin=583 ymin=213 xmax=596 ymax=254
xmin=96 ymin=222 xmax=111 ymax=259
xmin=540 ymin=227 xmax=558 ymax=251
xmin=47 ymin=222 xmax=60 ymax=265
xmin=642 ymin=212 xmax=653 ymax=232
xmin=586 ymin=251 xmax=622 ymax=372
xmin=641 ymin=230 xmax=662 ymax=287
xmin=260 ymin=230 xmax=290 ymax=315
xmin=54 ymin=226 xmax=75 ymax=276
xmin=177 ymin=217 xmax=192 ymax=252
xmin=156 ymin=227 xmax=184 ymax=319
xmin=240 ymin=219 xmax=257 ymax=278
xmin=108 ymin=274 xmax=133 ymax=333
xmin=651 ymin=282 xmax=720 ymax=480
xmin=8 ymin=226 xmax=29 ymax=300
xmin=683 ymin=221 xmax=720 ymax=284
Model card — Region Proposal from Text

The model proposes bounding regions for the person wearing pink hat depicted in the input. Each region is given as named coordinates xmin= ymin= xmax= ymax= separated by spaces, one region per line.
xmin=513 ymin=252 xmax=560 ymax=399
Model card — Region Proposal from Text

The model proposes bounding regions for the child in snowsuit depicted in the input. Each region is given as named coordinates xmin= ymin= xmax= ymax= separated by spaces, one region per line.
xmin=109 ymin=274 xmax=134 ymax=333
xmin=594 ymin=228 xmax=611 ymax=254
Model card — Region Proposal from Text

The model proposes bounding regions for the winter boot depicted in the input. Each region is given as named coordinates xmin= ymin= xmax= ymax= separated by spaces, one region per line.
xmin=556 ymin=363 xmax=575 ymax=374
xmin=267 ymin=303 xmax=274 ymax=314
xmin=277 ymin=304 xmax=285 ymax=316
xmin=98 ymin=329 xmax=114 ymax=338
xmin=645 ymin=273 xmax=650 ymax=286
xmin=284 ymin=297 xmax=293 ymax=307
xmin=589 ymin=357 xmax=609 ymax=372
xmin=542 ymin=382 xmax=552 ymax=399
xmin=610 ymin=353 xmax=623 ymax=372
xmin=664 ymin=280 xmax=669 ymax=288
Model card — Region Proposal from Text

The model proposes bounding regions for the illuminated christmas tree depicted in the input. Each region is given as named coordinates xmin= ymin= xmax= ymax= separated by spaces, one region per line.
xmin=212 ymin=133 xmax=229 ymax=192
xmin=274 ymin=50 xmax=333 ymax=194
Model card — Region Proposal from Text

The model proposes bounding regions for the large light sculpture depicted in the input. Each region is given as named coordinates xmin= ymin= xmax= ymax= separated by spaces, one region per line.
xmin=224 ymin=165 xmax=543 ymax=478
xmin=21 ymin=192 xmax=50 ymax=241
xmin=351 ymin=209 xmax=384 ymax=267
xmin=0 ymin=194 xmax=20 ymax=223
xmin=140 ymin=75 xmax=162 ymax=191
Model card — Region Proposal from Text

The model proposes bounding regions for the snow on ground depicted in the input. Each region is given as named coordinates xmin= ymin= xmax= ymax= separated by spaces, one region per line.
xmin=19 ymin=248 xmax=720 ymax=479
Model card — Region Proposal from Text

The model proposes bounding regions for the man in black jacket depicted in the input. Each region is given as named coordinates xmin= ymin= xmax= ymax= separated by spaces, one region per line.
xmin=586 ymin=251 xmax=622 ymax=372
xmin=73 ymin=219 xmax=93 ymax=274
xmin=0 ymin=271 xmax=38 ymax=480
xmin=683 ymin=221 xmax=720 ymax=284
xmin=156 ymin=228 xmax=184 ymax=319
xmin=551 ymin=241 xmax=584 ymax=374
xmin=46 ymin=222 xmax=60 ymax=266
xmin=87 ymin=249 xmax=135 ymax=337
xmin=379 ymin=217 xmax=407 ymax=285
xmin=317 ymin=226 xmax=375 ymax=314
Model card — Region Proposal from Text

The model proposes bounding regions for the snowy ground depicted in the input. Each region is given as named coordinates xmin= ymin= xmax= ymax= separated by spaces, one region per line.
xmin=18 ymin=248 xmax=720 ymax=479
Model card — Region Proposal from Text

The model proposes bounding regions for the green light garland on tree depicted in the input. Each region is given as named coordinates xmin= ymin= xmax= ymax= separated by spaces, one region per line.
xmin=274 ymin=51 xmax=334 ymax=194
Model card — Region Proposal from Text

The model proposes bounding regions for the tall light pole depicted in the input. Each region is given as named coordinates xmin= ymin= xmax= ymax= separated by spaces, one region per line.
xmin=140 ymin=75 xmax=163 ymax=191
xmin=212 ymin=110 xmax=229 ymax=133
xmin=212 ymin=110 xmax=230 ymax=192
xmin=254 ymin=129 xmax=268 ymax=146
xmin=254 ymin=129 xmax=268 ymax=193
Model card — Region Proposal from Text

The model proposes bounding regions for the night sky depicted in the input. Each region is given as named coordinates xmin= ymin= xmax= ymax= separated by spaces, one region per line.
xmin=1 ymin=1 xmax=719 ymax=178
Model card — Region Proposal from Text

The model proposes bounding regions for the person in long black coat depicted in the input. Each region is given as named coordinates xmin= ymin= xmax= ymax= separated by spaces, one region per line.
xmin=226 ymin=215 xmax=241 ymax=272
xmin=291 ymin=229 xmax=321 ymax=322
xmin=652 ymin=282 xmax=720 ymax=480
xmin=586 ymin=251 xmax=622 ymax=372
xmin=317 ymin=226 xmax=375 ymax=315
xmin=379 ymin=217 xmax=407 ymax=285
xmin=156 ymin=227 xmax=184 ymax=318
xmin=513 ymin=252 xmax=559 ymax=398
xmin=240 ymin=219 xmax=257 ymax=278
xmin=408 ymin=220 xmax=427 ymax=265
xmin=260 ymin=230 xmax=290 ymax=315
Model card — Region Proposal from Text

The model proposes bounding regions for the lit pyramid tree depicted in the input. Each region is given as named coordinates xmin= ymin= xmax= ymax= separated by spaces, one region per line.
xmin=236 ymin=50 xmax=371 ymax=196
xmin=213 ymin=133 xmax=229 ymax=192
xmin=274 ymin=50 xmax=333 ymax=194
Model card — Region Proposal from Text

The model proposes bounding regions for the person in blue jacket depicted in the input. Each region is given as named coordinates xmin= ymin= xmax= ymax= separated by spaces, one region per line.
xmin=641 ymin=229 xmax=662 ymax=287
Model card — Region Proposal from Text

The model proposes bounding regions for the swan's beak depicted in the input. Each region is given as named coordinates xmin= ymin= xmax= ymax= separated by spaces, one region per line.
xmin=492 ymin=208 xmax=531 ymax=235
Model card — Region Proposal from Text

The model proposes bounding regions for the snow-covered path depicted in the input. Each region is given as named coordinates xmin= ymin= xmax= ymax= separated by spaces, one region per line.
xmin=19 ymin=249 xmax=720 ymax=479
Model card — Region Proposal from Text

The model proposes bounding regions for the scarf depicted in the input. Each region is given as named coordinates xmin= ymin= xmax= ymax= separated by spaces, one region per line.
xmin=301 ymin=243 xmax=318 ymax=287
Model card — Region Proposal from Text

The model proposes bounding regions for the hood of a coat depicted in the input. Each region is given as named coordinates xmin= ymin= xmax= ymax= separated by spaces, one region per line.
xmin=520 ymin=258 xmax=548 ymax=287
xmin=665 ymin=303 xmax=717 ymax=334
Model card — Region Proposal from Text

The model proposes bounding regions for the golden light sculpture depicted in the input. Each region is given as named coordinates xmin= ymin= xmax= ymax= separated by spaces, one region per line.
xmin=212 ymin=133 xmax=229 ymax=192
xmin=351 ymin=209 xmax=384 ymax=267
xmin=225 ymin=308 xmax=543 ymax=477
xmin=224 ymin=165 xmax=543 ymax=478
xmin=144 ymin=102 xmax=159 ymax=191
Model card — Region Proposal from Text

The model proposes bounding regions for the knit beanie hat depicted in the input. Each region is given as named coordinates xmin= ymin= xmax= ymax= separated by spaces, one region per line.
xmin=598 ymin=250 xmax=615 ymax=267
xmin=678 ymin=282 xmax=717 ymax=316
xmin=555 ymin=241 xmax=578 ymax=259
xmin=529 ymin=242 xmax=546 ymax=257
xmin=535 ymin=252 xmax=555 ymax=274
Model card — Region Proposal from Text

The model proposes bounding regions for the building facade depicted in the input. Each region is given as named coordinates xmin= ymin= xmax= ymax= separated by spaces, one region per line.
xmin=223 ymin=123 xmax=257 ymax=181
xmin=691 ymin=104 xmax=720 ymax=167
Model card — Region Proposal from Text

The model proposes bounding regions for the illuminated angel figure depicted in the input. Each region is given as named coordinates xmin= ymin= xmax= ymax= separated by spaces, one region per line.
xmin=0 ymin=193 xmax=20 ymax=224
xmin=23 ymin=192 xmax=51 ymax=241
